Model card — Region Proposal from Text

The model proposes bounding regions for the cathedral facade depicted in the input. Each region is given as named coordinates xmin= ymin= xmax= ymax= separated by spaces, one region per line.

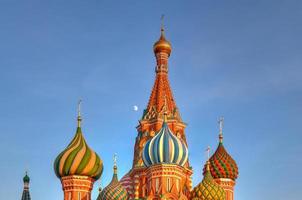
xmin=51 ymin=25 xmax=239 ymax=200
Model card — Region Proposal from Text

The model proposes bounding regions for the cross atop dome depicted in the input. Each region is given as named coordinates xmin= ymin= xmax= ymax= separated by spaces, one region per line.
xmin=153 ymin=15 xmax=172 ymax=57
xmin=77 ymin=99 xmax=82 ymax=127
xmin=218 ymin=116 xmax=224 ymax=143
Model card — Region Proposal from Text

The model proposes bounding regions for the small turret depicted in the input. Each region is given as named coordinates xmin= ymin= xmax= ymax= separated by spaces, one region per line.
xmin=97 ymin=154 xmax=128 ymax=200
xmin=21 ymin=172 xmax=31 ymax=200
xmin=192 ymin=161 xmax=226 ymax=200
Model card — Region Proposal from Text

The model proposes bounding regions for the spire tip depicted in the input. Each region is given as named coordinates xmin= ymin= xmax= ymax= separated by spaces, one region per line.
xmin=77 ymin=100 xmax=82 ymax=127
xmin=161 ymin=14 xmax=165 ymax=32
xmin=113 ymin=153 xmax=118 ymax=175
xmin=218 ymin=116 xmax=224 ymax=143
xmin=205 ymin=146 xmax=211 ymax=171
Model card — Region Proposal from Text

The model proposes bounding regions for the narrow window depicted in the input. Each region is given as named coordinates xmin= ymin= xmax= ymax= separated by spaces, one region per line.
xmin=142 ymin=186 xmax=145 ymax=196
xmin=176 ymin=179 xmax=180 ymax=191
xmin=167 ymin=178 xmax=171 ymax=191
xmin=155 ymin=178 xmax=159 ymax=192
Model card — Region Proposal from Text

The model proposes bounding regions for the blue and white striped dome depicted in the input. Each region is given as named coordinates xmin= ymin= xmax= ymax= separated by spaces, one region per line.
xmin=142 ymin=122 xmax=188 ymax=167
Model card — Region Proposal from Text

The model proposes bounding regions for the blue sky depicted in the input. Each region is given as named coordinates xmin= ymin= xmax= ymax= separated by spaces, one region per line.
xmin=0 ymin=0 xmax=301 ymax=199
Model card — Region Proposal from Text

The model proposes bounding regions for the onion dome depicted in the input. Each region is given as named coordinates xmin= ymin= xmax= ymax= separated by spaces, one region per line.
xmin=97 ymin=155 xmax=128 ymax=200
xmin=191 ymin=161 xmax=226 ymax=200
xmin=204 ymin=117 xmax=238 ymax=180
xmin=142 ymin=114 xmax=188 ymax=167
xmin=54 ymin=102 xmax=103 ymax=180
xmin=23 ymin=172 xmax=30 ymax=183
xmin=153 ymin=26 xmax=172 ymax=56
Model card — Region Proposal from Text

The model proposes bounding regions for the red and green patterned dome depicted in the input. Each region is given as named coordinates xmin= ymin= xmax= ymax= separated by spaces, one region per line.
xmin=204 ymin=140 xmax=238 ymax=180
xmin=192 ymin=161 xmax=226 ymax=200
xmin=204 ymin=118 xmax=239 ymax=181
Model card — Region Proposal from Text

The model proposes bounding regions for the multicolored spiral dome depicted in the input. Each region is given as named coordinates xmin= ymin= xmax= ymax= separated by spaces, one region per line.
xmin=191 ymin=162 xmax=226 ymax=200
xmin=97 ymin=165 xmax=128 ymax=200
xmin=204 ymin=142 xmax=238 ymax=181
xmin=54 ymin=127 xmax=103 ymax=180
xmin=142 ymin=121 xmax=188 ymax=167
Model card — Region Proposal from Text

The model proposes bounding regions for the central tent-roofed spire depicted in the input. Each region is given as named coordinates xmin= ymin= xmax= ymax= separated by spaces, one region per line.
xmin=142 ymin=17 xmax=182 ymax=123
xmin=132 ymin=18 xmax=189 ymax=169
xmin=123 ymin=19 xmax=193 ymax=200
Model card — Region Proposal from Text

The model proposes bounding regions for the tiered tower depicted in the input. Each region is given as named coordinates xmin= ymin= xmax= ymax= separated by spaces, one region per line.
xmin=54 ymin=101 xmax=103 ymax=200
xmin=120 ymin=22 xmax=192 ymax=199
xmin=21 ymin=172 xmax=31 ymax=200
xmin=204 ymin=117 xmax=239 ymax=200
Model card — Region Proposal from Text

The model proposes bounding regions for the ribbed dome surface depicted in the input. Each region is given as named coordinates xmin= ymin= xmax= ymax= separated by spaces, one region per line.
xmin=97 ymin=165 xmax=128 ymax=200
xmin=205 ymin=143 xmax=238 ymax=180
xmin=142 ymin=121 xmax=188 ymax=167
xmin=192 ymin=162 xmax=226 ymax=200
xmin=54 ymin=127 xmax=103 ymax=180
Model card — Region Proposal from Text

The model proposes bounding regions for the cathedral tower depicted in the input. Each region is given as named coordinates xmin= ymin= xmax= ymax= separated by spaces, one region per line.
xmin=54 ymin=101 xmax=103 ymax=200
xmin=205 ymin=117 xmax=239 ymax=200
xmin=21 ymin=172 xmax=31 ymax=200
xmin=120 ymin=21 xmax=192 ymax=199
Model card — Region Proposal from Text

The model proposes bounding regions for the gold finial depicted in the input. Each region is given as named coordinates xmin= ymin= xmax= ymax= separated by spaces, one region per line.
xmin=113 ymin=153 xmax=118 ymax=174
xmin=206 ymin=146 xmax=210 ymax=160
xmin=218 ymin=116 xmax=224 ymax=143
xmin=206 ymin=146 xmax=211 ymax=171
xmin=77 ymin=100 xmax=82 ymax=127
xmin=153 ymin=14 xmax=172 ymax=56
xmin=113 ymin=153 xmax=117 ymax=167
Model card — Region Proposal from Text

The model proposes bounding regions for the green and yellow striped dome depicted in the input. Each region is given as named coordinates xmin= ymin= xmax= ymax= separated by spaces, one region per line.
xmin=54 ymin=113 xmax=103 ymax=180
xmin=191 ymin=161 xmax=226 ymax=200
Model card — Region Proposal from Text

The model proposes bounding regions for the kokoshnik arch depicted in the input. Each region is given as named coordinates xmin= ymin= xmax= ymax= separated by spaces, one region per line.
xmin=41 ymin=22 xmax=239 ymax=200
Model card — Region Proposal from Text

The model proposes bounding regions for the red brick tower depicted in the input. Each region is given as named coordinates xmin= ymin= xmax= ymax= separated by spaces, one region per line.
xmin=120 ymin=22 xmax=192 ymax=199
